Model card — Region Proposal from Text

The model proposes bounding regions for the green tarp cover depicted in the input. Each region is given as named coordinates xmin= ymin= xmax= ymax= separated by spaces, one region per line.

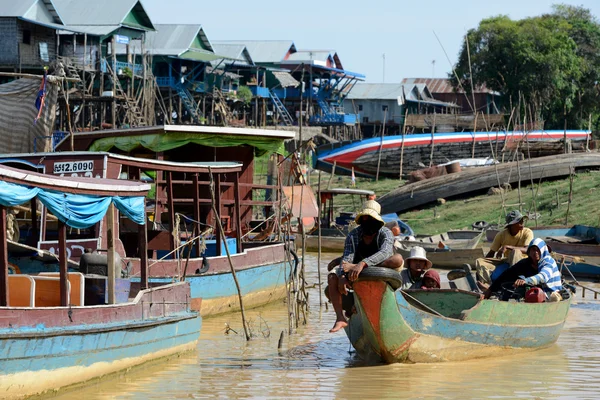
xmin=88 ymin=132 xmax=285 ymax=156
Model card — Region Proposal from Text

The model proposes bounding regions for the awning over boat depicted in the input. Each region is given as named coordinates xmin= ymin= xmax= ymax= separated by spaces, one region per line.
xmin=88 ymin=132 xmax=287 ymax=156
xmin=0 ymin=164 xmax=149 ymax=229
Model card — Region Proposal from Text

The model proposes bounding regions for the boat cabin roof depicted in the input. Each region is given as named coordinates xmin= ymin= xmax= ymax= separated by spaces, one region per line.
xmin=320 ymin=188 xmax=375 ymax=196
xmin=0 ymin=152 xmax=243 ymax=173
xmin=0 ymin=164 xmax=150 ymax=196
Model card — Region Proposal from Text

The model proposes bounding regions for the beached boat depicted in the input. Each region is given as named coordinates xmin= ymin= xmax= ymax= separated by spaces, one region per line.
xmin=345 ymin=267 xmax=572 ymax=364
xmin=0 ymin=164 xmax=201 ymax=398
xmin=394 ymin=230 xmax=484 ymax=269
xmin=0 ymin=143 xmax=298 ymax=317
xmin=315 ymin=130 xmax=590 ymax=178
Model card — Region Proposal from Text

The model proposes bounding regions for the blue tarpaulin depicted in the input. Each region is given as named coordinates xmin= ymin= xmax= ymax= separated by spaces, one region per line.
xmin=0 ymin=181 xmax=146 ymax=229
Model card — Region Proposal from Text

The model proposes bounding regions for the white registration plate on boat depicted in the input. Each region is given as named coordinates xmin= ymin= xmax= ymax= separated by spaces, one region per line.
xmin=53 ymin=161 xmax=94 ymax=174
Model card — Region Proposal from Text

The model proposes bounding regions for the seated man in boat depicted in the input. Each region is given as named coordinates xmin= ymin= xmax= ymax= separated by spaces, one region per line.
xmin=400 ymin=246 xmax=433 ymax=289
xmin=484 ymin=238 xmax=563 ymax=301
xmin=327 ymin=200 xmax=404 ymax=333
xmin=475 ymin=210 xmax=533 ymax=287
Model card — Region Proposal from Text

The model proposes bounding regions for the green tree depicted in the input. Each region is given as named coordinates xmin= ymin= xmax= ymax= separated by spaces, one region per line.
xmin=452 ymin=5 xmax=600 ymax=130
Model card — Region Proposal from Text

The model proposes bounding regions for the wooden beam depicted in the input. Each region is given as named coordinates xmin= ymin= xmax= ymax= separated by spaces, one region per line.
xmin=30 ymin=199 xmax=38 ymax=247
xmin=58 ymin=221 xmax=69 ymax=306
xmin=193 ymin=173 xmax=201 ymax=258
xmin=215 ymin=174 xmax=222 ymax=256
xmin=107 ymin=203 xmax=116 ymax=304
xmin=0 ymin=206 xmax=8 ymax=306
xmin=234 ymin=172 xmax=243 ymax=254
xmin=167 ymin=171 xmax=175 ymax=252
xmin=139 ymin=219 xmax=148 ymax=290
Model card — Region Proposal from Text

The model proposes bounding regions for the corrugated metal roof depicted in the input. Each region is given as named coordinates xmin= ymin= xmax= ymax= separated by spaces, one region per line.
xmin=346 ymin=83 xmax=406 ymax=100
xmin=58 ymin=24 xmax=120 ymax=35
xmin=401 ymin=78 xmax=496 ymax=94
xmin=145 ymin=24 xmax=199 ymax=55
xmin=216 ymin=40 xmax=296 ymax=63
xmin=53 ymin=0 xmax=153 ymax=30
xmin=211 ymin=43 xmax=253 ymax=65
xmin=0 ymin=0 xmax=37 ymax=17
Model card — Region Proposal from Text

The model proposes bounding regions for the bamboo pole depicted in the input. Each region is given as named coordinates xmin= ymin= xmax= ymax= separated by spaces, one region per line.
xmin=317 ymin=170 xmax=323 ymax=307
xmin=375 ymin=109 xmax=388 ymax=181
xmin=399 ymin=109 xmax=408 ymax=179
xmin=565 ymin=166 xmax=574 ymax=226
xmin=327 ymin=161 xmax=337 ymax=189
xmin=429 ymin=112 xmax=436 ymax=167
xmin=209 ymin=168 xmax=250 ymax=341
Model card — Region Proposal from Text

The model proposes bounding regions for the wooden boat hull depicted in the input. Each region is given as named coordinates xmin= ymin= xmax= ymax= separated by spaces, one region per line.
xmin=346 ymin=275 xmax=571 ymax=364
xmin=0 ymin=282 xmax=201 ymax=399
xmin=304 ymin=235 xmax=345 ymax=252
xmin=316 ymin=130 xmax=590 ymax=177
xmin=395 ymin=246 xmax=484 ymax=269
xmin=130 ymin=243 xmax=294 ymax=317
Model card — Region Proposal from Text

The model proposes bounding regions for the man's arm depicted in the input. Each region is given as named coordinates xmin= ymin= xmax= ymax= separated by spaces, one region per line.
xmin=487 ymin=230 xmax=505 ymax=258
xmin=362 ymin=228 xmax=395 ymax=267
xmin=341 ymin=229 xmax=358 ymax=264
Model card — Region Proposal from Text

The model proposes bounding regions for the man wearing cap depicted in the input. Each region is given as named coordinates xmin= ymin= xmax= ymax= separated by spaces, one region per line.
xmin=328 ymin=200 xmax=404 ymax=333
xmin=475 ymin=210 xmax=534 ymax=286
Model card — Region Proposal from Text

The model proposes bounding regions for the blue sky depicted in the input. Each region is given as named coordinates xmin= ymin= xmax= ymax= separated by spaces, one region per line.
xmin=142 ymin=0 xmax=600 ymax=83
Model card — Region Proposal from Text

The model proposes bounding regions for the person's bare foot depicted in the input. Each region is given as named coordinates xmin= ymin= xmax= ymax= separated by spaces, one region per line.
xmin=329 ymin=320 xmax=348 ymax=333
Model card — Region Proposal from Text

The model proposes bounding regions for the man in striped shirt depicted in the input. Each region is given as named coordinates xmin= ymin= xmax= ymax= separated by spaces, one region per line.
xmin=514 ymin=238 xmax=563 ymax=295
xmin=328 ymin=200 xmax=404 ymax=333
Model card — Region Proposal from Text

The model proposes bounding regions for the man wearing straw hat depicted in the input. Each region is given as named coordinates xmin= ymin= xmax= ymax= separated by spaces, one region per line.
xmin=328 ymin=200 xmax=404 ymax=333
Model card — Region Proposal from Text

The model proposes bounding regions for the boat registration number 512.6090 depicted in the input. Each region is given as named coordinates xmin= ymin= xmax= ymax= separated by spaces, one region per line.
xmin=53 ymin=161 xmax=94 ymax=174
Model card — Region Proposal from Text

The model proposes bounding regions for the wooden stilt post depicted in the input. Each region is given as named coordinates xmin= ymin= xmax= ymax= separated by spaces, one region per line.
xmin=0 ymin=206 xmax=8 ymax=306
xmin=111 ymin=35 xmax=117 ymax=129
xmin=107 ymin=203 xmax=116 ymax=304
xmin=30 ymin=199 xmax=38 ymax=246
xmin=58 ymin=221 xmax=69 ymax=306
xmin=234 ymin=172 xmax=243 ymax=254
xmin=215 ymin=173 xmax=222 ymax=256
xmin=193 ymin=173 xmax=201 ymax=257
xmin=317 ymin=170 xmax=323 ymax=306
xmin=139 ymin=219 xmax=148 ymax=290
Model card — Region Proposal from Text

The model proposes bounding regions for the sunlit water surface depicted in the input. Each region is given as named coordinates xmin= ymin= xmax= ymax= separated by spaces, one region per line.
xmin=45 ymin=254 xmax=600 ymax=399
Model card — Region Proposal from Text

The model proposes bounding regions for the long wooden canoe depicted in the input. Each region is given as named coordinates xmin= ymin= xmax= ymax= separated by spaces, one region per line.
xmin=379 ymin=153 xmax=600 ymax=214
xmin=346 ymin=267 xmax=572 ymax=364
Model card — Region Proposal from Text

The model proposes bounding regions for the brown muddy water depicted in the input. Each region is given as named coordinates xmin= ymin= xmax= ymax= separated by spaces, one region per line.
xmin=46 ymin=253 xmax=600 ymax=399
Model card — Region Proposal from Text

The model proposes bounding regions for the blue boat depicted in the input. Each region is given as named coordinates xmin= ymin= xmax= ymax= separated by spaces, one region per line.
xmin=0 ymin=164 xmax=201 ymax=398
xmin=532 ymin=225 xmax=600 ymax=278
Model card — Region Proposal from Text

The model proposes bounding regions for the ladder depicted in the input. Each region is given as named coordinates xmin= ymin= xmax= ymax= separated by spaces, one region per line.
xmin=57 ymin=56 xmax=86 ymax=95
xmin=269 ymin=90 xmax=293 ymax=126
xmin=174 ymin=82 xmax=202 ymax=124
xmin=105 ymin=62 xmax=146 ymax=127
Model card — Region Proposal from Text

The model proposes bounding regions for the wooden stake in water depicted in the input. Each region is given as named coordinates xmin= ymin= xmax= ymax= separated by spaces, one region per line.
xmin=317 ymin=170 xmax=323 ymax=306
xmin=209 ymin=168 xmax=250 ymax=341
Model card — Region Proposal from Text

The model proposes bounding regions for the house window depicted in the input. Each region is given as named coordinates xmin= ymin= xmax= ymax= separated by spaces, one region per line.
xmin=363 ymin=117 xmax=369 ymax=123
xmin=358 ymin=104 xmax=363 ymax=111
xmin=23 ymin=30 xmax=31 ymax=45
xmin=382 ymin=105 xmax=389 ymax=112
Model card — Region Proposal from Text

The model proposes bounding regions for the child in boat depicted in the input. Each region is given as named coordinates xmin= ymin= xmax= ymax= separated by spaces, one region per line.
xmin=399 ymin=246 xmax=432 ymax=290
xmin=421 ymin=269 xmax=441 ymax=289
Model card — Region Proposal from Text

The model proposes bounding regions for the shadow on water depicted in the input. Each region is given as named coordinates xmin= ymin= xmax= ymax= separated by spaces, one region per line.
xmin=45 ymin=253 xmax=600 ymax=399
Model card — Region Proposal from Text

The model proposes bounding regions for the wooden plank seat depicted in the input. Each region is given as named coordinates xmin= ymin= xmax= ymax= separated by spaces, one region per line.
xmin=7 ymin=275 xmax=35 ymax=307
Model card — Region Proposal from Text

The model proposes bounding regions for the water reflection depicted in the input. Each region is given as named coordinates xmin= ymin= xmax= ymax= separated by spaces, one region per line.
xmin=47 ymin=254 xmax=600 ymax=399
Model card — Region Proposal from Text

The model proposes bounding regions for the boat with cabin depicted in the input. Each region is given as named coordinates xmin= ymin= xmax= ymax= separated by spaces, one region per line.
xmin=0 ymin=164 xmax=201 ymax=398
xmin=345 ymin=267 xmax=572 ymax=364
xmin=1 ymin=125 xmax=301 ymax=317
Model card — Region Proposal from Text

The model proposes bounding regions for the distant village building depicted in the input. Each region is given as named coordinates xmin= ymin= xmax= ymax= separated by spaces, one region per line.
xmin=401 ymin=78 xmax=501 ymax=115
xmin=344 ymin=83 xmax=459 ymax=137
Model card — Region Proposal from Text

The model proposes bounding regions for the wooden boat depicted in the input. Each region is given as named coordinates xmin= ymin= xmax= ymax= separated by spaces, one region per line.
xmin=379 ymin=153 xmax=600 ymax=214
xmin=0 ymin=139 xmax=297 ymax=317
xmin=315 ymin=129 xmax=590 ymax=178
xmin=345 ymin=267 xmax=572 ymax=364
xmin=394 ymin=230 xmax=484 ymax=269
xmin=0 ymin=164 xmax=201 ymax=398
xmin=304 ymin=188 xmax=414 ymax=252
xmin=484 ymin=225 xmax=600 ymax=278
